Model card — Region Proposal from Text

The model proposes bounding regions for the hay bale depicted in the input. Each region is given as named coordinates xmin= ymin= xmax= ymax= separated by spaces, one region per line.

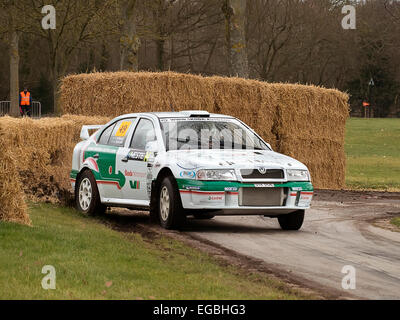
xmin=0 ymin=115 xmax=110 ymax=204
xmin=0 ymin=124 xmax=30 ymax=225
xmin=60 ymin=71 xmax=349 ymax=189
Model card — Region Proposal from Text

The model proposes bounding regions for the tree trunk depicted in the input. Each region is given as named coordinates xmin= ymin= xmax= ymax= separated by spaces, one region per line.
xmin=9 ymin=29 xmax=19 ymax=117
xmin=119 ymin=0 xmax=140 ymax=71
xmin=156 ymin=39 xmax=165 ymax=71
xmin=53 ymin=81 xmax=59 ymax=115
xmin=222 ymin=0 xmax=249 ymax=78
xmin=50 ymin=64 xmax=59 ymax=115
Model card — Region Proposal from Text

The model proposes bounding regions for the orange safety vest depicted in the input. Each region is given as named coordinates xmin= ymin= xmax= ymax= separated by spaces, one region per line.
xmin=20 ymin=91 xmax=31 ymax=106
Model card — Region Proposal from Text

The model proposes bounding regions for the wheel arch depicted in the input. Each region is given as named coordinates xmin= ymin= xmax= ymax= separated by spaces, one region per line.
xmin=75 ymin=167 xmax=95 ymax=194
xmin=150 ymin=167 xmax=181 ymax=222
xmin=76 ymin=167 xmax=93 ymax=183
xmin=151 ymin=167 xmax=175 ymax=199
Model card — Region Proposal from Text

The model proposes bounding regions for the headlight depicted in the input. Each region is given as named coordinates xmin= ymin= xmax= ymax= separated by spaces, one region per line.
xmin=196 ymin=169 xmax=237 ymax=181
xmin=287 ymin=169 xmax=310 ymax=181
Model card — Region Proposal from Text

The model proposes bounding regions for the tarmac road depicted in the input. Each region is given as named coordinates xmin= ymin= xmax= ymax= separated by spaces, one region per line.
xmin=181 ymin=191 xmax=400 ymax=300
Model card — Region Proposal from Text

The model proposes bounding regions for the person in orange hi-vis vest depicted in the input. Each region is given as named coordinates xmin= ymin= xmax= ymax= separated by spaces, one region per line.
xmin=19 ymin=87 xmax=32 ymax=117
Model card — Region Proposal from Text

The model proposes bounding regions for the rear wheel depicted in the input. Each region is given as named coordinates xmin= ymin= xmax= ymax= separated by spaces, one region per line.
xmin=158 ymin=176 xmax=186 ymax=230
xmin=278 ymin=210 xmax=305 ymax=231
xmin=75 ymin=170 xmax=106 ymax=216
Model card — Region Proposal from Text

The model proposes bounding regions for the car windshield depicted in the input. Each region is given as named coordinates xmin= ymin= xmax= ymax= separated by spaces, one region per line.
xmin=160 ymin=118 xmax=269 ymax=151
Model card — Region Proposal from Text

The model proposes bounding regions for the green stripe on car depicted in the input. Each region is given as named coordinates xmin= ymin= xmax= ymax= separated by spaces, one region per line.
xmin=176 ymin=179 xmax=313 ymax=192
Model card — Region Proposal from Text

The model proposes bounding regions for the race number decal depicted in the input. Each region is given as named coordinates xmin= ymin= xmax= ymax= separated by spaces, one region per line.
xmin=116 ymin=121 xmax=132 ymax=137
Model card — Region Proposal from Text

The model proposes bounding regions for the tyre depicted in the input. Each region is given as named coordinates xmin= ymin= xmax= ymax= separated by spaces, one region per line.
xmin=278 ymin=210 xmax=305 ymax=231
xmin=75 ymin=170 xmax=106 ymax=216
xmin=157 ymin=176 xmax=186 ymax=229
xmin=193 ymin=213 xmax=215 ymax=220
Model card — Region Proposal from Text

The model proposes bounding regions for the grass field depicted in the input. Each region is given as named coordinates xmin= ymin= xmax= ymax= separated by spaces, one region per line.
xmin=0 ymin=203 xmax=310 ymax=300
xmin=345 ymin=118 xmax=400 ymax=191
xmin=391 ymin=217 xmax=400 ymax=229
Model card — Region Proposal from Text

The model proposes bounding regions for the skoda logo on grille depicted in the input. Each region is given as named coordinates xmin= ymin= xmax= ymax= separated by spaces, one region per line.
xmin=258 ymin=167 xmax=267 ymax=175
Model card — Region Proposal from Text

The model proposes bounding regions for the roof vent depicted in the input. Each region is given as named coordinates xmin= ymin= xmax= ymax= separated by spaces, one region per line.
xmin=181 ymin=110 xmax=210 ymax=118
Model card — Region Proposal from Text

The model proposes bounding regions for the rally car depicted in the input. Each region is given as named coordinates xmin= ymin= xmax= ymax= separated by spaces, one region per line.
xmin=71 ymin=111 xmax=313 ymax=230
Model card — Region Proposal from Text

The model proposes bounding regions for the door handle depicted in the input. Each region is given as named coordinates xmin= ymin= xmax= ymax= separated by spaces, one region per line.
xmin=121 ymin=157 xmax=128 ymax=163
xmin=93 ymin=154 xmax=99 ymax=159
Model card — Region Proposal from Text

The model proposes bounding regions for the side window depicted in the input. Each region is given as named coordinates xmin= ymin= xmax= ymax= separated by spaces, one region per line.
xmin=130 ymin=119 xmax=157 ymax=150
xmin=108 ymin=118 xmax=136 ymax=147
xmin=98 ymin=123 xmax=116 ymax=145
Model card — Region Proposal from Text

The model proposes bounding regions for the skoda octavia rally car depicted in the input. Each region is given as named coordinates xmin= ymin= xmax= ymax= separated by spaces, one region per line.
xmin=71 ymin=111 xmax=313 ymax=230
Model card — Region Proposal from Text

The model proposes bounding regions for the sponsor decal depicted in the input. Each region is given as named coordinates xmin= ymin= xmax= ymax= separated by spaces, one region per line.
xmin=144 ymin=152 xmax=151 ymax=162
xmin=297 ymin=192 xmax=313 ymax=207
xmin=160 ymin=118 xmax=236 ymax=123
xmin=184 ymin=186 xmax=201 ymax=191
xmin=180 ymin=171 xmax=196 ymax=179
xmin=124 ymin=170 xmax=146 ymax=178
xmin=208 ymin=195 xmax=223 ymax=201
xmin=130 ymin=180 xmax=141 ymax=190
xmin=254 ymin=184 xmax=274 ymax=188
xmin=292 ymin=187 xmax=303 ymax=191
xmin=127 ymin=150 xmax=147 ymax=161
xmin=146 ymin=166 xmax=153 ymax=198
xmin=126 ymin=150 xmax=152 ymax=162
xmin=224 ymin=187 xmax=238 ymax=192
xmin=116 ymin=121 xmax=132 ymax=137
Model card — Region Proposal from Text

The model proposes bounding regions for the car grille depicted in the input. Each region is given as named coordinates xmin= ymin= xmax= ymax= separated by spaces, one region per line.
xmin=240 ymin=169 xmax=284 ymax=180
xmin=239 ymin=187 xmax=285 ymax=207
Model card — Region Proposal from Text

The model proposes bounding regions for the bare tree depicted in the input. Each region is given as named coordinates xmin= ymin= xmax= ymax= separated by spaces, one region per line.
xmin=118 ymin=0 xmax=141 ymax=71
xmin=17 ymin=0 xmax=114 ymax=114
xmin=0 ymin=0 xmax=20 ymax=116
xmin=222 ymin=0 xmax=249 ymax=78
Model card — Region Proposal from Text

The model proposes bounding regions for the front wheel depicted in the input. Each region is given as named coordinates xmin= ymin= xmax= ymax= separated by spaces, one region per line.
xmin=278 ymin=210 xmax=305 ymax=231
xmin=158 ymin=176 xmax=186 ymax=230
xmin=75 ymin=170 xmax=106 ymax=216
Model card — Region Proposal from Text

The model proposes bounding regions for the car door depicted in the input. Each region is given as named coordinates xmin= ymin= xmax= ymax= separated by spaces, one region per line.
xmin=85 ymin=118 xmax=136 ymax=200
xmin=119 ymin=118 xmax=158 ymax=201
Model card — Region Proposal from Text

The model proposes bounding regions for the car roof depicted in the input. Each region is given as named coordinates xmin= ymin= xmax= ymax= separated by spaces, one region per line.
xmin=115 ymin=111 xmax=235 ymax=120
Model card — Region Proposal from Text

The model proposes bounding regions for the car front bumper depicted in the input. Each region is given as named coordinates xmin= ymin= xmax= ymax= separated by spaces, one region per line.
xmin=177 ymin=179 xmax=313 ymax=216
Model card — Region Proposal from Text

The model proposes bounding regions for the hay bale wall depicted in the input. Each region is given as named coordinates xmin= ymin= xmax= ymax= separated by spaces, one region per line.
xmin=0 ymin=115 xmax=110 ymax=209
xmin=61 ymin=72 xmax=349 ymax=189
xmin=0 ymin=124 xmax=30 ymax=225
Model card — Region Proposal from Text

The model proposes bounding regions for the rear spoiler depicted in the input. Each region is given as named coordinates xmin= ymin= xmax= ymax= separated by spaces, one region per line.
xmin=80 ymin=125 xmax=103 ymax=141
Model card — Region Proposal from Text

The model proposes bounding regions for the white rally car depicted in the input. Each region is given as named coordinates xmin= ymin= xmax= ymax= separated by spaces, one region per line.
xmin=71 ymin=111 xmax=313 ymax=230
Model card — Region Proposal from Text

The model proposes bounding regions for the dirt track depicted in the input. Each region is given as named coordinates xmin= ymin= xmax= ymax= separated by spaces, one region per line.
xmin=181 ymin=190 xmax=400 ymax=300
xmin=108 ymin=190 xmax=400 ymax=300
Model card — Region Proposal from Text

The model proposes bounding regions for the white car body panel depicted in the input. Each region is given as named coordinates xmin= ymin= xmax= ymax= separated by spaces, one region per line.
xmin=71 ymin=112 xmax=314 ymax=216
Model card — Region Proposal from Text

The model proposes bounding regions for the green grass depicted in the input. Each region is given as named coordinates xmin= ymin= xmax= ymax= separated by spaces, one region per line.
xmin=0 ymin=203 xmax=309 ymax=300
xmin=345 ymin=118 xmax=400 ymax=191
xmin=391 ymin=217 xmax=400 ymax=229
